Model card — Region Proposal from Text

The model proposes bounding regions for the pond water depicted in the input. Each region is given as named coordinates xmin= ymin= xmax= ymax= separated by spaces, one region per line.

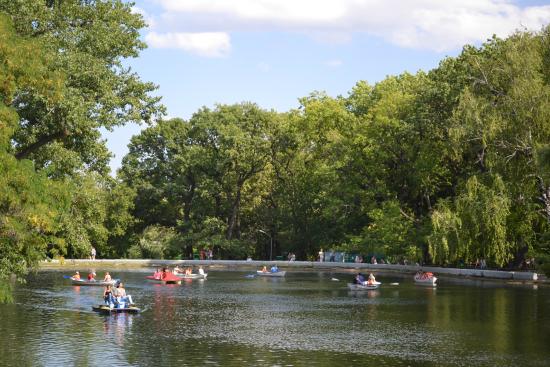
xmin=0 ymin=270 xmax=549 ymax=366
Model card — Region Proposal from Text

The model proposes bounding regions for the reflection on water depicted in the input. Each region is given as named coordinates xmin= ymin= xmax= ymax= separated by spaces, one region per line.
xmin=0 ymin=270 xmax=548 ymax=366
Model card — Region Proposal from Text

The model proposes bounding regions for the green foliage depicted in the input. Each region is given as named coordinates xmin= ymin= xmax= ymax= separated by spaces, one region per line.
xmin=128 ymin=225 xmax=176 ymax=259
xmin=0 ymin=10 xmax=147 ymax=302
xmin=121 ymin=104 xmax=277 ymax=258
xmin=118 ymin=27 xmax=550 ymax=266
xmin=347 ymin=200 xmax=416 ymax=260
xmin=0 ymin=282 xmax=13 ymax=303
xmin=0 ymin=154 xmax=69 ymax=279
xmin=0 ymin=15 xmax=70 ymax=293
xmin=0 ymin=0 xmax=164 ymax=175
xmin=428 ymin=199 xmax=459 ymax=265
xmin=429 ymin=176 xmax=511 ymax=267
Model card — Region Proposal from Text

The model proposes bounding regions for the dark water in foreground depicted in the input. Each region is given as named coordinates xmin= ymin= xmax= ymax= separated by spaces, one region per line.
xmin=0 ymin=270 xmax=549 ymax=366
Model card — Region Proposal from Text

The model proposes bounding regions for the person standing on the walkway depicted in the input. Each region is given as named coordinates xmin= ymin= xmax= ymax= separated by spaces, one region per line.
xmin=90 ymin=246 xmax=96 ymax=260
xmin=480 ymin=258 xmax=487 ymax=269
xmin=319 ymin=248 xmax=324 ymax=262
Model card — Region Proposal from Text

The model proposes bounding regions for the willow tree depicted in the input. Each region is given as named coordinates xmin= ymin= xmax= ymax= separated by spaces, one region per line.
xmin=429 ymin=176 xmax=511 ymax=267
xmin=445 ymin=29 xmax=550 ymax=265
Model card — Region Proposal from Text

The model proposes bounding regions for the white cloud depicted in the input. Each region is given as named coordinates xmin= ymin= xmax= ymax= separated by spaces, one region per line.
xmin=145 ymin=32 xmax=231 ymax=57
xmin=131 ymin=6 xmax=156 ymax=28
xmin=149 ymin=0 xmax=550 ymax=52
xmin=158 ymin=0 xmax=347 ymax=24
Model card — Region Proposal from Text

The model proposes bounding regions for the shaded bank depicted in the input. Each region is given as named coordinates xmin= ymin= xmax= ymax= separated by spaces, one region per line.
xmin=40 ymin=259 xmax=540 ymax=282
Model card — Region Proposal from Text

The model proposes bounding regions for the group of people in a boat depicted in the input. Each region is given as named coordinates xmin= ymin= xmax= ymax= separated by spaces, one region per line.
xmin=72 ymin=270 xmax=112 ymax=282
xmin=174 ymin=265 xmax=205 ymax=276
xmin=72 ymin=271 xmax=132 ymax=308
xmin=152 ymin=266 xmax=205 ymax=279
xmin=103 ymin=281 xmax=133 ymax=308
xmin=260 ymin=265 xmax=280 ymax=273
xmin=353 ymin=272 xmax=377 ymax=285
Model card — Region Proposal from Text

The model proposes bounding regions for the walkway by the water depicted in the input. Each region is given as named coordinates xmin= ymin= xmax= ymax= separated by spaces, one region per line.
xmin=40 ymin=258 xmax=540 ymax=282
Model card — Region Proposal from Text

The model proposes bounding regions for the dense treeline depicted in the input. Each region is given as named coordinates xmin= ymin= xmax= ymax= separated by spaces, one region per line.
xmin=121 ymin=27 xmax=550 ymax=270
xmin=1 ymin=1 xmax=550 ymax=299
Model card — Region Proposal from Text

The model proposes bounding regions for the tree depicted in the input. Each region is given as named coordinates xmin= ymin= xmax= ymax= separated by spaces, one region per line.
xmin=0 ymin=14 xmax=68 ymax=301
xmin=347 ymin=200 xmax=416 ymax=262
xmin=0 ymin=0 xmax=164 ymax=176
xmin=429 ymin=175 xmax=511 ymax=267
xmin=445 ymin=30 xmax=550 ymax=265
xmin=121 ymin=104 xmax=277 ymax=258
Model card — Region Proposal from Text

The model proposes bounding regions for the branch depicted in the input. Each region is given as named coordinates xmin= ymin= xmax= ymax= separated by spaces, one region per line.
xmin=15 ymin=129 xmax=69 ymax=160
xmin=400 ymin=208 xmax=419 ymax=223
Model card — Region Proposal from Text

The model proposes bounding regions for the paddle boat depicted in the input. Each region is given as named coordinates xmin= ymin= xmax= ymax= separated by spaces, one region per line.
xmin=69 ymin=277 xmax=117 ymax=286
xmin=174 ymin=266 xmax=208 ymax=279
xmin=146 ymin=275 xmax=182 ymax=284
xmin=256 ymin=270 xmax=286 ymax=277
xmin=414 ymin=271 xmax=437 ymax=286
xmin=347 ymin=281 xmax=381 ymax=290
xmin=145 ymin=270 xmax=183 ymax=284
xmin=92 ymin=304 xmax=140 ymax=314
xmin=176 ymin=272 xmax=208 ymax=279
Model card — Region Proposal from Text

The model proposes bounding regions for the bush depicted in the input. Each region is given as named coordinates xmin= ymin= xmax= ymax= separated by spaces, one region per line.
xmin=537 ymin=255 xmax=550 ymax=277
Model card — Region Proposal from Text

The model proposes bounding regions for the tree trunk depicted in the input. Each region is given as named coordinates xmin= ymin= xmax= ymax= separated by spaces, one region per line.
xmin=226 ymin=188 xmax=241 ymax=240
xmin=182 ymin=179 xmax=196 ymax=224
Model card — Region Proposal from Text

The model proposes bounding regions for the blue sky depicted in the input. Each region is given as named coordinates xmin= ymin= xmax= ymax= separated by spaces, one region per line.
xmin=104 ymin=0 xmax=550 ymax=173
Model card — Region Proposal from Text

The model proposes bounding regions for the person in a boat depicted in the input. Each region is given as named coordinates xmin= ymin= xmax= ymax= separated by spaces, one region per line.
xmin=261 ymin=266 xmax=268 ymax=273
xmin=153 ymin=268 xmax=162 ymax=279
xmin=173 ymin=265 xmax=182 ymax=274
xmin=185 ymin=267 xmax=192 ymax=275
xmin=270 ymin=265 xmax=279 ymax=273
xmin=103 ymin=272 xmax=112 ymax=282
xmin=353 ymin=273 xmax=365 ymax=284
xmin=367 ymin=273 xmax=376 ymax=285
xmin=104 ymin=284 xmax=115 ymax=306
xmin=87 ymin=271 xmax=96 ymax=281
xmin=161 ymin=268 xmax=168 ymax=280
xmin=198 ymin=266 xmax=205 ymax=276
xmin=113 ymin=282 xmax=133 ymax=306
xmin=416 ymin=270 xmax=431 ymax=279
xmin=72 ymin=271 xmax=80 ymax=280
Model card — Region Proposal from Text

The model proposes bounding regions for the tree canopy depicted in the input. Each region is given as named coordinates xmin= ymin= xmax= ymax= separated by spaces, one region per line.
xmin=119 ymin=26 xmax=550 ymax=269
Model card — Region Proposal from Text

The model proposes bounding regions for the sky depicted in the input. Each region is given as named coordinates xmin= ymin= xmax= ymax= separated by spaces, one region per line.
xmin=103 ymin=0 xmax=550 ymax=173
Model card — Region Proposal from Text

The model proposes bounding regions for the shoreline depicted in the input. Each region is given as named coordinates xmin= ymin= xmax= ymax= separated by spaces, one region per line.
xmin=39 ymin=259 xmax=542 ymax=283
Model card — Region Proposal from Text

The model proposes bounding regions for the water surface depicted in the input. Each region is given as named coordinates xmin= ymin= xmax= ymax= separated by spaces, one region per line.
xmin=0 ymin=270 xmax=548 ymax=366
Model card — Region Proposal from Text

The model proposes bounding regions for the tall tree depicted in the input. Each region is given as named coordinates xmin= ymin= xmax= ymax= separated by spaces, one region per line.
xmin=0 ymin=14 xmax=69 ymax=300
xmin=0 ymin=0 xmax=163 ymax=176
